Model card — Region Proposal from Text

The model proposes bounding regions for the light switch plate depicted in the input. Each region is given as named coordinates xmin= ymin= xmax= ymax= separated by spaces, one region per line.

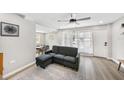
xmin=10 ymin=60 xmax=16 ymax=64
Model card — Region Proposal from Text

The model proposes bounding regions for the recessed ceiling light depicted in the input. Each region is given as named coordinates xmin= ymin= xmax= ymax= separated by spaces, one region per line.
xmin=99 ymin=21 xmax=103 ymax=24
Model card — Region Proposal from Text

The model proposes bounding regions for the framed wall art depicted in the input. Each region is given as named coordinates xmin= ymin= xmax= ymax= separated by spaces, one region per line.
xmin=1 ymin=22 xmax=19 ymax=37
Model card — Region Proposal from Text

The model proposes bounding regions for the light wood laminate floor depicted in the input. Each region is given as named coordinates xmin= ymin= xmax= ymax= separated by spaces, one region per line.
xmin=9 ymin=56 xmax=124 ymax=80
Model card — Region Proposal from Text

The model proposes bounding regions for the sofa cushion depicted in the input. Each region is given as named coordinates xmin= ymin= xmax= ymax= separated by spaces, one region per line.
xmin=49 ymin=53 xmax=56 ymax=57
xmin=57 ymin=46 xmax=77 ymax=57
xmin=65 ymin=47 xmax=77 ymax=57
xmin=54 ymin=54 xmax=64 ymax=60
xmin=58 ymin=46 xmax=67 ymax=56
xmin=52 ymin=46 xmax=59 ymax=54
xmin=36 ymin=54 xmax=52 ymax=62
xmin=64 ymin=56 xmax=76 ymax=63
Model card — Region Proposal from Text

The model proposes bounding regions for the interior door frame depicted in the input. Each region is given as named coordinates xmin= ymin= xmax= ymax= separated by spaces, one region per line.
xmin=0 ymin=53 xmax=3 ymax=76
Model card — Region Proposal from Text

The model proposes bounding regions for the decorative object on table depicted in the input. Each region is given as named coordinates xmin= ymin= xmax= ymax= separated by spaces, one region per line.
xmin=0 ymin=22 xmax=19 ymax=37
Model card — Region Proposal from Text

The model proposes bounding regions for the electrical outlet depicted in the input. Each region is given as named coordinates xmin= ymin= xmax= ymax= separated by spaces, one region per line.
xmin=10 ymin=60 xmax=16 ymax=64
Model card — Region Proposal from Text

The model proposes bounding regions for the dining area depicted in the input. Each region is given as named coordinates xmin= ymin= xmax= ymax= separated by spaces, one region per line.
xmin=36 ymin=45 xmax=49 ymax=56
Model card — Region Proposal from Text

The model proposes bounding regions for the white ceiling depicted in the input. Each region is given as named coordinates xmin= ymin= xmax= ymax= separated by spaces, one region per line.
xmin=22 ymin=13 xmax=124 ymax=33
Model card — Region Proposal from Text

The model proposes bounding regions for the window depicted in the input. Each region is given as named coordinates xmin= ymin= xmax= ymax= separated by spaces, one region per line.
xmin=36 ymin=33 xmax=41 ymax=45
xmin=62 ymin=31 xmax=93 ymax=54
xmin=36 ymin=33 xmax=45 ymax=46
xmin=78 ymin=32 xmax=93 ymax=54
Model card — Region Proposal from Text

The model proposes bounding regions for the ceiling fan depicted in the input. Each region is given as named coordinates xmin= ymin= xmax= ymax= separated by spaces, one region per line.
xmin=57 ymin=13 xmax=91 ymax=25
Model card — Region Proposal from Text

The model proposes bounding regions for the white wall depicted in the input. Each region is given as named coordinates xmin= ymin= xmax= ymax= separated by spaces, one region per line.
xmin=112 ymin=17 xmax=124 ymax=60
xmin=0 ymin=14 xmax=35 ymax=76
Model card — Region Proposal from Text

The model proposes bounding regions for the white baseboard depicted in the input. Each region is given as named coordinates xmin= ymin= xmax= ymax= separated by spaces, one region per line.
xmin=96 ymin=57 xmax=124 ymax=68
xmin=108 ymin=58 xmax=124 ymax=68
xmin=107 ymin=57 xmax=119 ymax=63
xmin=3 ymin=61 xmax=35 ymax=79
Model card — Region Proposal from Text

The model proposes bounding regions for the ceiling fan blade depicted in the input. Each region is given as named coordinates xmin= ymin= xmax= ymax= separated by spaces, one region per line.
xmin=57 ymin=20 xmax=69 ymax=22
xmin=76 ymin=17 xmax=91 ymax=21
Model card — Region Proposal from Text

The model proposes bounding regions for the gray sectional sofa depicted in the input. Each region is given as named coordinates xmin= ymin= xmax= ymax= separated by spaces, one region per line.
xmin=36 ymin=46 xmax=80 ymax=71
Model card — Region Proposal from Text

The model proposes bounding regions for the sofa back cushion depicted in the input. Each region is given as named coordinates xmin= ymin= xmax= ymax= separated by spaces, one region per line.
xmin=65 ymin=47 xmax=78 ymax=57
xmin=53 ymin=46 xmax=78 ymax=57
xmin=52 ymin=46 xmax=59 ymax=54
xmin=58 ymin=46 xmax=67 ymax=56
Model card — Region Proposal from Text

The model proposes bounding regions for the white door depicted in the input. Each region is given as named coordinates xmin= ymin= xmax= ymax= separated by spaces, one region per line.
xmin=93 ymin=30 xmax=108 ymax=57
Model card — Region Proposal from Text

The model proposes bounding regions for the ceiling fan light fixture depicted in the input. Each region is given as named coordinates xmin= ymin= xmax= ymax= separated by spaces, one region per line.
xmin=69 ymin=19 xmax=76 ymax=23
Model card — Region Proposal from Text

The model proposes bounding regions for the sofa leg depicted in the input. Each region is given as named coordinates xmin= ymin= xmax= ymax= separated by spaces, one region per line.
xmin=75 ymin=69 xmax=78 ymax=72
xmin=36 ymin=63 xmax=39 ymax=67
xmin=43 ymin=67 xmax=46 ymax=69
xmin=74 ymin=67 xmax=79 ymax=71
xmin=40 ymin=66 xmax=46 ymax=69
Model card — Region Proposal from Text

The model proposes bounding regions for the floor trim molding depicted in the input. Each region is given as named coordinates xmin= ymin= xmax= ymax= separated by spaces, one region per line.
xmin=93 ymin=56 xmax=124 ymax=68
xmin=3 ymin=61 xmax=35 ymax=79
xmin=108 ymin=58 xmax=124 ymax=68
